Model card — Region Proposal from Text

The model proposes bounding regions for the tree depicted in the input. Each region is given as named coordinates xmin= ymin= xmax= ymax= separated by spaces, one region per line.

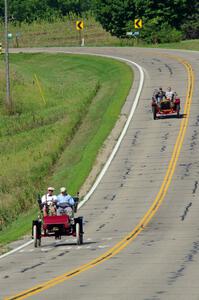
xmin=181 ymin=0 xmax=199 ymax=39
xmin=56 ymin=0 xmax=92 ymax=16
xmin=1 ymin=0 xmax=57 ymax=23
xmin=134 ymin=0 xmax=188 ymax=29
xmin=94 ymin=0 xmax=198 ymax=41
xmin=0 ymin=0 xmax=93 ymax=22
xmin=94 ymin=0 xmax=136 ymax=38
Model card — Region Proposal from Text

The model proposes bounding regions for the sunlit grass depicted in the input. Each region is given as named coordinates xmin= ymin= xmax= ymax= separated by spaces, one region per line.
xmin=0 ymin=53 xmax=133 ymax=244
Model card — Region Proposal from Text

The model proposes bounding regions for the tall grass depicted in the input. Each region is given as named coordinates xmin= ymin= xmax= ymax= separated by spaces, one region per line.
xmin=0 ymin=14 xmax=121 ymax=48
xmin=0 ymin=53 xmax=133 ymax=233
xmin=0 ymin=14 xmax=198 ymax=49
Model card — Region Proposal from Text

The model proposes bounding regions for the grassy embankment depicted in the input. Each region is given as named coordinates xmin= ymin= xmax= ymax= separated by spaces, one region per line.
xmin=145 ymin=39 xmax=199 ymax=51
xmin=0 ymin=53 xmax=133 ymax=248
xmin=0 ymin=15 xmax=120 ymax=47
xmin=0 ymin=15 xmax=198 ymax=50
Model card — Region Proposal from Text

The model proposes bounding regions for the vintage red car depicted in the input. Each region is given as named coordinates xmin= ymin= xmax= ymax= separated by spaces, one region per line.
xmin=32 ymin=196 xmax=84 ymax=247
xmin=32 ymin=214 xmax=84 ymax=247
xmin=151 ymin=97 xmax=180 ymax=120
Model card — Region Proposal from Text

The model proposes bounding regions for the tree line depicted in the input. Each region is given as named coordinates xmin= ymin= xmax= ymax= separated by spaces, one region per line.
xmin=0 ymin=0 xmax=198 ymax=43
xmin=94 ymin=0 xmax=199 ymax=43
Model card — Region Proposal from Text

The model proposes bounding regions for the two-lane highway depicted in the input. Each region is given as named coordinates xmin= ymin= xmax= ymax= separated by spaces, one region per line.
xmin=1 ymin=47 xmax=198 ymax=300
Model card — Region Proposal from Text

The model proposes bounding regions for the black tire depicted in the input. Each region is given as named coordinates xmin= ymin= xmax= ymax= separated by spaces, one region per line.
xmin=176 ymin=104 xmax=180 ymax=118
xmin=152 ymin=106 xmax=156 ymax=120
xmin=38 ymin=238 xmax=41 ymax=247
xmin=79 ymin=233 xmax=83 ymax=245
xmin=33 ymin=224 xmax=41 ymax=247
xmin=33 ymin=225 xmax=38 ymax=248
xmin=76 ymin=223 xmax=80 ymax=245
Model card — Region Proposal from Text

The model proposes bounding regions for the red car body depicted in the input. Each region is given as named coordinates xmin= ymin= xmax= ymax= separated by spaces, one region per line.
xmin=151 ymin=97 xmax=180 ymax=119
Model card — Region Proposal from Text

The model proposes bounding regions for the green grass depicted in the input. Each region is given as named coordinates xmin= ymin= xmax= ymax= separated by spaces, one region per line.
xmin=0 ymin=208 xmax=37 ymax=249
xmin=141 ymin=39 xmax=199 ymax=51
xmin=0 ymin=53 xmax=133 ymax=247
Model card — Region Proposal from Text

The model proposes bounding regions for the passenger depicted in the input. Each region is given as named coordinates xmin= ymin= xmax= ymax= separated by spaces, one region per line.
xmin=157 ymin=87 xmax=166 ymax=102
xmin=153 ymin=89 xmax=159 ymax=102
xmin=41 ymin=187 xmax=57 ymax=217
xmin=173 ymin=92 xmax=178 ymax=100
xmin=165 ymin=87 xmax=174 ymax=101
xmin=56 ymin=187 xmax=75 ymax=220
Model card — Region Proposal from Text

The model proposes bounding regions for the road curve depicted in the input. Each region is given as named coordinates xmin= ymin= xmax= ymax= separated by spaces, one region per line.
xmin=1 ymin=47 xmax=199 ymax=300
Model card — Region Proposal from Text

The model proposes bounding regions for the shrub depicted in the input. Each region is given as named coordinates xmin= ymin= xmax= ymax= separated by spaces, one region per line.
xmin=141 ymin=20 xmax=182 ymax=44
xmin=181 ymin=20 xmax=199 ymax=39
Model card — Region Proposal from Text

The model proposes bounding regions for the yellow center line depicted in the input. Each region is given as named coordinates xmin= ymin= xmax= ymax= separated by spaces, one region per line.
xmin=5 ymin=55 xmax=195 ymax=300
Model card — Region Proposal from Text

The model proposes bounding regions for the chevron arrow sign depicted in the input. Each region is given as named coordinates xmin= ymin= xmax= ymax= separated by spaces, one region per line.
xmin=134 ymin=19 xmax=142 ymax=29
xmin=76 ymin=21 xmax=84 ymax=30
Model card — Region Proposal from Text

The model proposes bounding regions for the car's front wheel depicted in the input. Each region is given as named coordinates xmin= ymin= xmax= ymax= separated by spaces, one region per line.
xmin=152 ymin=106 xmax=157 ymax=120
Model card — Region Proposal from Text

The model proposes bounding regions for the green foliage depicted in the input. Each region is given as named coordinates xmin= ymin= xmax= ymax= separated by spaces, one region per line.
xmin=141 ymin=19 xmax=182 ymax=44
xmin=9 ymin=0 xmax=58 ymax=23
xmin=181 ymin=1 xmax=199 ymax=39
xmin=134 ymin=0 xmax=188 ymax=29
xmin=56 ymin=0 xmax=92 ymax=16
xmin=0 ymin=0 xmax=92 ymax=23
xmin=94 ymin=0 xmax=135 ymax=38
xmin=182 ymin=20 xmax=199 ymax=39
xmin=94 ymin=0 xmax=199 ymax=42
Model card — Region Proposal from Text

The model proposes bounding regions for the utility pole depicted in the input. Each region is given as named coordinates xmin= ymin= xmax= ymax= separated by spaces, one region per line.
xmin=4 ymin=0 xmax=12 ymax=112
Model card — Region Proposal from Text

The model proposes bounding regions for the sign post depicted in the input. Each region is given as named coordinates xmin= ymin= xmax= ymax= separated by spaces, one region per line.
xmin=4 ymin=0 xmax=12 ymax=112
xmin=76 ymin=21 xmax=84 ymax=46
xmin=134 ymin=19 xmax=143 ymax=45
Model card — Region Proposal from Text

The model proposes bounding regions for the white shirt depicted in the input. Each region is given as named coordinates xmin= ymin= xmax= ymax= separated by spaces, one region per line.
xmin=41 ymin=193 xmax=57 ymax=205
xmin=165 ymin=91 xmax=174 ymax=99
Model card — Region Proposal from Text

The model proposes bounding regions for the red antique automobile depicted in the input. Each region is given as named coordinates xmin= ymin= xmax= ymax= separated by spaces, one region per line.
xmin=151 ymin=96 xmax=180 ymax=120
xmin=32 ymin=196 xmax=83 ymax=247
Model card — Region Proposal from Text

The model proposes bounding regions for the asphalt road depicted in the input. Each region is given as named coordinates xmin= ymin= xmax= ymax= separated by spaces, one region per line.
xmin=1 ymin=47 xmax=199 ymax=300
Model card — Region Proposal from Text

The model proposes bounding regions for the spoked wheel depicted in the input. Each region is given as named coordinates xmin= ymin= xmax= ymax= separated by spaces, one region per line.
xmin=76 ymin=223 xmax=83 ymax=245
xmin=33 ymin=224 xmax=41 ymax=247
xmin=152 ymin=106 xmax=157 ymax=120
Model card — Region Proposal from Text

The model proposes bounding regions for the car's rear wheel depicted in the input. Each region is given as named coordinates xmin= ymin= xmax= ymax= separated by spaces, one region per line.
xmin=152 ymin=106 xmax=157 ymax=120
xmin=176 ymin=104 xmax=180 ymax=118
xmin=76 ymin=223 xmax=80 ymax=245
xmin=33 ymin=224 xmax=41 ymax=247
xmin=76 ymin=223 xmax=83 ymax=245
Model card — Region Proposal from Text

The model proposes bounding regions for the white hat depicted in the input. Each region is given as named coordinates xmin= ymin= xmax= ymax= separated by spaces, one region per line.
xmin=48 ymin=187 xmax=54 ymax=191
xmin=60 ymin=187 xmax=66 ymax=193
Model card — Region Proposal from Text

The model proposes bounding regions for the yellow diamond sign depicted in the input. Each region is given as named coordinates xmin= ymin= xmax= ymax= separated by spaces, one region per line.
xmin=134 ymin=19 xmax=142 ymax=29
xmin=76 ymin=21 xmax=84 ymax=30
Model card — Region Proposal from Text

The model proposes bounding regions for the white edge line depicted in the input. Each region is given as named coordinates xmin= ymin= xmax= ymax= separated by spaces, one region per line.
xmin=0 ymin=52 xmax=144 ymax=259
xmin=0 ymin=240 xmax=33 ymax=259
xmin=77 ymin=54 xmax=144 ymax=208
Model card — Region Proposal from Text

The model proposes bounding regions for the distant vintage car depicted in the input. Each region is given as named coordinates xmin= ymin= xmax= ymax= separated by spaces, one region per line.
xmin=32 ymin=196 xmax=84 ymax=247
xmin=151 ymin=96 xmax=180 ymax=120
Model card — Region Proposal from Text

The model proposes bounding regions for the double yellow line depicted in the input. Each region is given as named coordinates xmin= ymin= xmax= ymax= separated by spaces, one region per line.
xmin=5 ymin=55 xmax=194 ymax=300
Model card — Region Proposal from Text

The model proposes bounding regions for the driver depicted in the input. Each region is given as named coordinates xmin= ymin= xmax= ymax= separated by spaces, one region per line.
xmin=157 ymin=87 xmax=165 ymax=102
xmin=56 ymin=187 xmax=75 ymax=218
xmin=41 ymin=187 xmax=57 ymax=216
